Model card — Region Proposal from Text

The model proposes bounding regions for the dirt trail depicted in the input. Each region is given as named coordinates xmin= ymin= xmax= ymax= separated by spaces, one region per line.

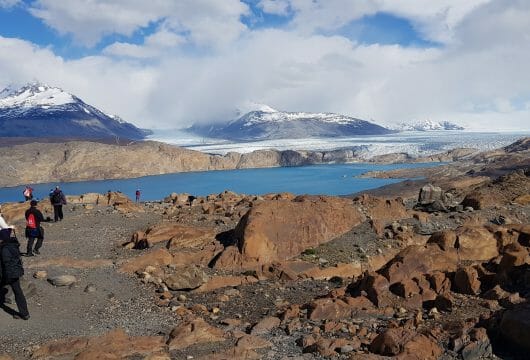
xmin=0 ymin=204 xmax=171 ymax=359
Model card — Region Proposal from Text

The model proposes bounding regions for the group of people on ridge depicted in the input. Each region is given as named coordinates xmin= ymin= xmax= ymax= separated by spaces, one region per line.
xmin=0 ymin=185 xmax=67 ymax=320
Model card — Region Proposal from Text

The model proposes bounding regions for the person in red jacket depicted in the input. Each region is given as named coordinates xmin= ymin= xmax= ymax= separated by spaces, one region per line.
xmin=22 ymin=186 xmax=33 ymax=201
xmin=25 ymin=200 xmax=44 ymax=256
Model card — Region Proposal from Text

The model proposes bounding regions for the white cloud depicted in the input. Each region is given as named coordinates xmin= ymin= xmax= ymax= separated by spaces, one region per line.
xmin=1 ymin=0 xmax=530 ymax=132
xmin=280 ymin=0 xmax=493 ymax=44
xmin=29 ymin=0 xmax=249 ymax=48
xmin=103 ymin=27 xmax=186 ymax=59
xmin=0 ymin=0 xmax=20 ymax=9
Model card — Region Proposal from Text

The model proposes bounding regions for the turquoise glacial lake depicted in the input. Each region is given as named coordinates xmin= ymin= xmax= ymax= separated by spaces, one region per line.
xmin=0 ymin=163 xmax=440 ymax=203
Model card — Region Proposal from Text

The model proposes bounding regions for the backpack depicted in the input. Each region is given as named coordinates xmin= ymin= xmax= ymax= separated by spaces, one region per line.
xmin=23 ymin=188 xmax=31 ymax=197
xmin=26 ymin=213 xmax=37 ymax=229
xmin=52 ymin=191 xmax=62 ymax=204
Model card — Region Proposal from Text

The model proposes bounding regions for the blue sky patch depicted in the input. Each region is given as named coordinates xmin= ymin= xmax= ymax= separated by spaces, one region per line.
xmin=339 ymin=12 xmax=439 ymax=48
xmin=241 ymin=0 xmax=293 ymax=30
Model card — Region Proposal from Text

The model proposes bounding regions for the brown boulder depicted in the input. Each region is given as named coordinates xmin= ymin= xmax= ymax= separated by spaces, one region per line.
xmin=118 ymin=249 xmax=173 ymax=273
xmin=499 ymin=242 xmax=530 ymax=272
xmin=357 ymin=195 xmax=409 ymax=236
xmin=172 ymin=242 xmax=224 ymax=267
xmin=235 ymin=334 xmax=272 ymax=350
xmin=427 ymin=272 xmax=451 ymax=294
xmin=355 ymin=195 xmax=409 ymax=222
xmin=308 ymin=298 xmax=353 ymax=321
xmin=418 ymin=184 xmax=443 ymax=205
xmin=234 ymin=195 xmax=364 ymax=263
xmin=212 ymin=245 xmax=245 ymax=270
xmin=193 ymin=275 xmax=258 ymax=293
xmin=163 ymin=266 xmax=209 ymax=291
xmin=380 ymin=244 xmax=458 ymax=285
xmin=370 ymin=328 xmax=441 ymax=359
xmin=300 ymin=262 xmax=362 ymax=280
xmin=370 ymin=327 xmax=415 ymax=356
xmin=314 ymin=337 xmax=360 ymax=357
xmin=32 ymin=329 xmax=166 ymax=359
xmin=456 ymin=226 xmax=499 ymax=261
xmin=167 ymin=317 xmax=226 ymax=350
xmin=250 ymin=316 xmax=281 ymax=335
xmin=390 ymin=278 xmax=420 ymax=298
xmin=129 ymin=223 xmax=215 ymax=248
xmin=109 ymin=192 xmax=144 ymax=213
xmin=70 ymin=192 xmax=108 ymax=205
xmin=350 ymin=273 xmax=392 ymax=308
xmin=428 ymin=230 xmax=457 ymax=251
xmin=396 ymin=333 xmax=443 ymax=360
xmin=453 ymin=266 xmax=481 ymax=295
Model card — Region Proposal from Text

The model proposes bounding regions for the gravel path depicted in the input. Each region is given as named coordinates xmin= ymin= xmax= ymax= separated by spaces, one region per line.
xmin=0 ymin=204 xmax=174 ymax=359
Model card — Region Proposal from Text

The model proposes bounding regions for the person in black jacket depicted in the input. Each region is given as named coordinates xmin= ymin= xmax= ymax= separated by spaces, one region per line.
xmin=50 ymin=186 xmax=67 ymax=222
xmin=0 ymin=231 xmax=30 ymax=320
xmin=25 ymin=200 xmax=45 ymax=256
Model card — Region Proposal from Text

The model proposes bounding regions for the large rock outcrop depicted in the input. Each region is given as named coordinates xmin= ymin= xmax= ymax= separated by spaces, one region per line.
xmin=221 ymin=195 xmax=364 ymax=265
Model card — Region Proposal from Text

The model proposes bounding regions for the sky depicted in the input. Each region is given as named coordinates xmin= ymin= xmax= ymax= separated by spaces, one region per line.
xmin=0 ymin=0 xmax=529 ymax=131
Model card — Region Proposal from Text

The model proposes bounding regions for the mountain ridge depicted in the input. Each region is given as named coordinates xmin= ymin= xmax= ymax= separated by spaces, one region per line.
xmin=0 ymin=83 xmax=151 ymax=140
xmin=189 ymin=108 xmax=396 ymax=141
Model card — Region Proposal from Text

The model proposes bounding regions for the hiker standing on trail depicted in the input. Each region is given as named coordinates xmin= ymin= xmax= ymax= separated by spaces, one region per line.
xmin=22 ymin=186 xmax=33 ymax=201
xmin=50 ymin=186 xmax=67 ymax=222
xmin=0 ymin=212 xmax=30 ymax=320
xmin=135 ymin=189 xmax=141 ymax=203
xmin=107 ymin=190 xmax=112 ymax=205
xmin=24 ymin=200 xmax=44 ymax=256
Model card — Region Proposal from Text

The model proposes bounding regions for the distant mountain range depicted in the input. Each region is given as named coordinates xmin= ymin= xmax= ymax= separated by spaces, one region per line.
xmin=189 ymin=106 xmax=396 ymax=141
xmin=391 ymin=120 xmax=464 ymax=131
xmin=0 ymin=83 xmax=151 ymax=140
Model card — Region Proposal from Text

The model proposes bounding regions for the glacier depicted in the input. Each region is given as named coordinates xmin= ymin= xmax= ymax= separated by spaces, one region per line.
xmin=148 ymin=129 xmax=530 ymax=159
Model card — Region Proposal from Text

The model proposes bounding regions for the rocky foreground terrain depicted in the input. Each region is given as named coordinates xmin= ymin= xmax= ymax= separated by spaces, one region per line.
xmin=0 ymin=139 xmax=528 ymax=359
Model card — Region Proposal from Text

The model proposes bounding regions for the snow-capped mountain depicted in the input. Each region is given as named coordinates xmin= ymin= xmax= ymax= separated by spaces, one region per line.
xmin=189 ymin=107 xmax=395 ymax=141
xmin=392 ymin=120 xmax=464 ymax=131
xmin=0 ymin=83 xmax=151 ymax=139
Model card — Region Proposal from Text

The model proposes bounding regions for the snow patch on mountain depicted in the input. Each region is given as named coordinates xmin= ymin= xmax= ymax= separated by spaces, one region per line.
xmin=390 ymin=120 xmax=464 ymax=131
xmin=239 ymin=110 xmax=371 ymax=126
xmin=235 ymin=102 xmax=278 ymax=116
xmin=0 ymin=83 xmax=75 ymax=108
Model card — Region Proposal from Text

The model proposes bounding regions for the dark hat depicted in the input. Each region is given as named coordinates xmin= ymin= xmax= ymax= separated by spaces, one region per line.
xmin=30 ymin=200 xmax=38 ymax=206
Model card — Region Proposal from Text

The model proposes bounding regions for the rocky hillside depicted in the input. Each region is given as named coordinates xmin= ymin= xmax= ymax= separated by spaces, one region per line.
xmin=0 ymin=141 xmax=385 ymax=187
xmin=0 ymin=83 xmax=150 ymax=140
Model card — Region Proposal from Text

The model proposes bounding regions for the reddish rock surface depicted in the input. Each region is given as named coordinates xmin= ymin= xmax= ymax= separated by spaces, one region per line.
xmin=233 ymin=195 xmax=364 ymax=263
